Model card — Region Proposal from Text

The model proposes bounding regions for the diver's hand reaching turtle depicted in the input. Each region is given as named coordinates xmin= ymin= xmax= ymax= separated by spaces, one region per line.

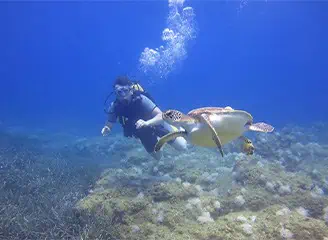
xmin=135 ymin=119 xmax=149 ymax=129
xmin=101 ymin=126 xmax=111 ymax=136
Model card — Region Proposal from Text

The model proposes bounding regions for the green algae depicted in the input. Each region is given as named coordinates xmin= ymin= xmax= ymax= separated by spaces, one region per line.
xmin=103 ymin=204 xmax=328 ymax=240
xmin=74 ymin=146 xmax=328 ymax=240
xmin=148 ymin=182 xmax=199 ymax=202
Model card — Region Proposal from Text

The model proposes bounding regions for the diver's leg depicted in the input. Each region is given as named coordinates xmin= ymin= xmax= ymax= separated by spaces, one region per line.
xmin=138 ymin=129 xmax=163 ymax=160
xmin=169 ymin=136 xmax=188 ymax=151
xmin=150 ymin=151 xmax=163 ymax=160
xmin=154 ymin=125 xmax=188 ymax=152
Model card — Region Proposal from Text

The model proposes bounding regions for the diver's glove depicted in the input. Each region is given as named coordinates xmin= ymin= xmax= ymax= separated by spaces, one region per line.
xmin=101 ymin=126 xmax=111 ymax=136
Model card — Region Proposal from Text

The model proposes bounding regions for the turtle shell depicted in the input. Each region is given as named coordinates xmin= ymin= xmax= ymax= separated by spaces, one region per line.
xmin=187 ymin=107 xmax=234 ymax=117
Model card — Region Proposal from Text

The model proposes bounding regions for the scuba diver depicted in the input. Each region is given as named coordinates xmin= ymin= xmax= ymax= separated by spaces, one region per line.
xmin=101 ymin=76 xmax=188 ymax=160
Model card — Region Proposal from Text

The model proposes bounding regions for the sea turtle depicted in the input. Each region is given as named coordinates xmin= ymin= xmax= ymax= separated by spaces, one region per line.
xmin=154 ymin=106 xmax=274 ymax=157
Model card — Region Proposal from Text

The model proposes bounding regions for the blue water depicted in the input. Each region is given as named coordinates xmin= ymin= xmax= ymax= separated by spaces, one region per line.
xmin=1 ymin=1 xmax=327 ymax=135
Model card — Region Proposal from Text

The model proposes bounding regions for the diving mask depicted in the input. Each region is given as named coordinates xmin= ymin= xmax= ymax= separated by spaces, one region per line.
xmin=115 ymin=85 xmax=132 ymax=98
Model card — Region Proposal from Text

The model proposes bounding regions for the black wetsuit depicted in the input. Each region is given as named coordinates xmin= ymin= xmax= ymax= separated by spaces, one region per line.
xmin=107 ymin=92 xmax=170 ymax=153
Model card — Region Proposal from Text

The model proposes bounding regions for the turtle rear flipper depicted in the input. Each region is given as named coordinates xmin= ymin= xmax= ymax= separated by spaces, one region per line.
xmin=199 ymin=113 xmax=224 ymax=157
xmin=248 ymin=122 xmax=274 ymax=133
xmin=154 ymin=131 xmax=187 ymax=152
xmin=239 ymin=136 xmax=255 ymax=155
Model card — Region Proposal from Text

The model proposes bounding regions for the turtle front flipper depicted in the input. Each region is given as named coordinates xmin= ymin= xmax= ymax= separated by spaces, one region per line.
xmin=154 ymin=131 xmax=188 ymax=153
xmin=239 ymin=136 xmax=255 ymax=155
xmin=199 ymin=113 xmax=224 ymax=157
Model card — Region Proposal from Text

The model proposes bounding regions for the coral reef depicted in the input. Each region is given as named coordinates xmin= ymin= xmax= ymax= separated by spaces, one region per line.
xmin=74 ymin=125 xmax=328 ymax=239
xmin=1 ymin=122 xmax=328 ymax=239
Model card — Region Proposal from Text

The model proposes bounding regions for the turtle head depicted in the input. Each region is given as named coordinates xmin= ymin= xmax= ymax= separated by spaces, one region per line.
xmin=162 ymin=110 xmax=194 ymax=131
xmin=162 ymin=110 xmax=183 ymax=124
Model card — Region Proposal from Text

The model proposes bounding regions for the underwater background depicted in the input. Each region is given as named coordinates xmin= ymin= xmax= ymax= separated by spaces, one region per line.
xmin=1 ymin=1 xmax=328 ymax=240
xmin=1 ymin=1 xmax=328 ymax=134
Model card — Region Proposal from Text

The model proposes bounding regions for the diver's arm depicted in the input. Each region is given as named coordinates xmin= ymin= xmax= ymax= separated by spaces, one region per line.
xmin=105 ymin=121 xmax=114 ymax=129
xmin=136 ymin=107 xmax=163 ymax=129
xmin=137 ymin=95 xmax=164 ymax=126
xmin=145 ymin=107 xmax=183 ymax=132
xmin=105 ymin=102 xmax=117 ymax=129
xmin=146 ymin=107 xmax=164 ymax=126
xmin=102 ymin=102 xmax=116 ymax=135
xmin=102 ymin=121 xmax=115 ymax=136
xmin=102 ymin=121 xmax=113 ymax=136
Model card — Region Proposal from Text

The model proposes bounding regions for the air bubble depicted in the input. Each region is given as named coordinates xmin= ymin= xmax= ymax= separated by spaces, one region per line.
xmin=139 ymin=48 xmax=160 ymax=67
xmin=138 ymin=0 xmax=197 ymax=80
xmin=182 ymin=6 xmax=194 ymax=19
xmin=168 ymin=0 xmax=185 ymax=8
xmin=162 ymin=28 xmax=176 ymax=41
